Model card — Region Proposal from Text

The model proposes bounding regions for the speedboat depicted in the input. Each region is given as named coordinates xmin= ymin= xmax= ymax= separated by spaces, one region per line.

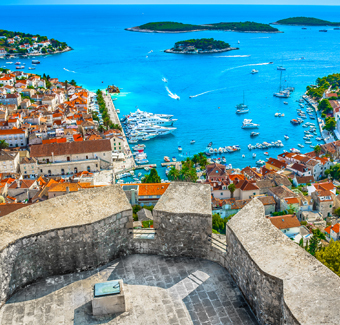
xmin=264 ymin=152 xmax=269 ymax=155
xmin=251 ymin=69 xmax=259 ymax=74
xmin=178 ymin=146 xmax=182 ymax=151
xmin=252 ymin=153 xmax=256 ymax=158
xmin=284 ymin=101 xmax=288 ymax=105
xmin=172 ymin=157 xmax=176 ymax=162
xmin=298 ymin=144 xmax=304 ymax=148
xmin=251 ymin=132 xmax=259 ymax=137
xmin=190 ymin=140 xmax=195 ymax=144
xmin=284 ymin=135 xmax=289 ymax=140
xmin=242 ymin=119 xmax=259 ymax=129
xmin=277 ymin=66 xmax=286 ymax=71
xmin=164 ymin=156 xmax=170 ymax=162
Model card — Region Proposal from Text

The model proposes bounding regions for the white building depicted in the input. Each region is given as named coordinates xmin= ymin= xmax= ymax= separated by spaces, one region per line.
xmin=0 ymin=150 xmax=20 ymax=173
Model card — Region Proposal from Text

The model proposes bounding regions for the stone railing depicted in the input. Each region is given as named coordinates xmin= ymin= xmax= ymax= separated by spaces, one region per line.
xmin=1 ymin=184 xmax=340 ymax=325
xmin=0 ymin=185 xmax=133 ymax=309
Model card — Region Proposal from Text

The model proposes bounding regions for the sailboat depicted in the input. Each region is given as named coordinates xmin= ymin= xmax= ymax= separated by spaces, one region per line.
xmin=236 ymin=92 xmax=249 ymax=114
xmin=277 ymin=57 xmax=286 ymax=70
xmin=274 ymin=70 xmax=290 ymax=98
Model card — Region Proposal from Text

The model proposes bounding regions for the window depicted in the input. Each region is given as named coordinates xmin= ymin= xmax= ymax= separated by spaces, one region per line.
xmin=40 ymin=169 xmax=43 ymax=173
xmin=103 ymin=153 xmax=105 ymax=156
xmin=221 ymin=192 xmax=223 ymax=196
xmin=86 ymin=156 xmax=88 ymax=159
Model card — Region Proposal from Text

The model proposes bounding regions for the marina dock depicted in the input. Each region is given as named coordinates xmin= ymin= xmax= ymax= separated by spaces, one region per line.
xmin=161 ymin=162 xmax=182 ymax=169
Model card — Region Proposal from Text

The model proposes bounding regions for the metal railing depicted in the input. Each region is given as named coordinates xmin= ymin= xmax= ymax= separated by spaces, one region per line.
xmin=130 ymin=228 xmax=156 ymax=240
xmin=208 ymin=234 xmax=228 ymax=251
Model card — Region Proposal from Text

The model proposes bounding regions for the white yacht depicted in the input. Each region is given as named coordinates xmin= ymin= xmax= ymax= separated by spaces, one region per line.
xmin=127 ymin=115 xmax=177 ymax=126
xmin=236 ymin=108 xmax=249 ymax=114
xmin=242 ymin=119 xmax=259 ymax=129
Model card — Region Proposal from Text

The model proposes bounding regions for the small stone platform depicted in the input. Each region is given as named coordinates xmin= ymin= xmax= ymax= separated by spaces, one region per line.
xmin=0 ymin=255 xmax=258 ymax=325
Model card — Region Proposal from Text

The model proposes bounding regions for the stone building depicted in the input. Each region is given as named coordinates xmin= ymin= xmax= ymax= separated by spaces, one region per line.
xmin=0 ymin=150 xmax=19 ymax=173
xmin=30 ymin=139 xmax=112 ymax=176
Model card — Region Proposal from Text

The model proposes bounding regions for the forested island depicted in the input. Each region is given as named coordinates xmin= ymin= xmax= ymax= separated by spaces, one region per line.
xmin=126 ymin=21 xmax=280 ymax=33
xmin=0 ymin=29 xmax=71 ymax=57
xmin=273 ymin=17 xmax=340 ymax=26
xmin=164 ymin=38 xmax=238 ymax=54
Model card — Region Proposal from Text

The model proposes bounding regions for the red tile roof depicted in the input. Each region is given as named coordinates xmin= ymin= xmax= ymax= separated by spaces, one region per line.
xmin=269 ymin=215 xmax=301 ymax=230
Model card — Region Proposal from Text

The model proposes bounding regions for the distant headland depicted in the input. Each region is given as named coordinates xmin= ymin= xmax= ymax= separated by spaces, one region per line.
xmin=125 ymin=21 xmax=280 ymax=33
xmin=164 ymin=38 xmax=238 ymax=54
xmin=0 ymin=28 xmax=72 ymax=58
xmin=272 ymin=17 xmax=340 ymax=26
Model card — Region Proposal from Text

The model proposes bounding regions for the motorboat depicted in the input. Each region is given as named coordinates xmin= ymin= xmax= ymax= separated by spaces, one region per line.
xmin=290 ymin=148 xmax=300 ymax=153
xmin=178 ymin=146 xmax=182 ymax=151
xmin=190 ymin=140 xmax=195 ymax=144
xmin=236 ymin=108 xmax=249 ymax=114
xmin=32 ymin=60 xmax=40 ymax=64
xmin=277 ymin=66 xmax=286 ymax=70
xmin=28 ymin=67 xmax=35 ymax=70
xmin=284 ymin=135 xmax=289 ymax=140
xmin=172 ymin=157 xmax=176 ymax=162
xmin=256 ymin=160 xmax=265 ymax=166
xmin=251 ymin=69 xmax=259 ymax=74
xmin=274 ymin=90 xmax=290 ymax=98
xmin=251 ymin=132 xmax=259 ymax=137
xmin=164 ymin=156 xmax=170 ymax=162
xmin=252 ymin=153 xmax=256 ymax=158
xmin=264 ymin=152 xmax=269 ymax=155
xmin=242 ymin=119 xmax=259 ymax=129
xmin=298 ymin=144 xmax=304 ymax=148
xmin=207 ymin=142 xmax=213 ymax=147
xmin=284 ymin=101 xmax=288 ymax=105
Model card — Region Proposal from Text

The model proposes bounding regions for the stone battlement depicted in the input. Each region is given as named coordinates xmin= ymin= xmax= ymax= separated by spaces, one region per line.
xmin=0 ymin=182 xmax=339 ymax=324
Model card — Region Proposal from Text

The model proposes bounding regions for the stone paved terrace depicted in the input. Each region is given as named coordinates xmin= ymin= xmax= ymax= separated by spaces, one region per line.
xmin=0 ymin=255 xmax=258 ymax=325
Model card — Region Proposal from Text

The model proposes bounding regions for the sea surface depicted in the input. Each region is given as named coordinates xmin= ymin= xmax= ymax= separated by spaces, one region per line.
xmin=2 ymin=5 xmax=340 ymax=178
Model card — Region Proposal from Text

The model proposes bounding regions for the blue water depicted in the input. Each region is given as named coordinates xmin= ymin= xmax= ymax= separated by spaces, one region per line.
xmin=2 ymin=5 xmax=340 ymax=178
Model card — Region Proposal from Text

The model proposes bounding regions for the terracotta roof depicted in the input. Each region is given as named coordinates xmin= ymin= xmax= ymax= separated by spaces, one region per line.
xmin=296 ymin=175 xmax=314 ymax=185
xmin=269 ymin=185 xmax=296 ymax=199
xmin=0 ymin=203 xmax=32 ymax=218
xmin=326 ymin=224 xmax=340 ymax=234
xmin=206 ymin=163 xmax=226 ymax=178
xmin=0 ymin=151 xmax=17 ymax=161
xmin=49 ymin=182 xmax=81 ymax=193
xmin=30 ymin=139 xmax=112 ymax=157
xmin=290 ymin=163 xmax=310 ymax=173
xmin=8 ymin=179 xmax=36 ymax=189
xmin=0 ymin=129 xmax=25 ymax=135
xmin=221 ymin=198 xmax=251 ymax=210
xmin=313 ymin=182 xmax=335 ymax=191
xmin=256 ymin=196 xmax=276 ymax=206
xmin=138 ymin=183 xmax=170 ymax=196
xmin=269 ymin=215 xmax=301 ymax=230
xmin=239 ymin=180 xmax=259 ymax=191
xmin=266 ymin=158 xmax=287 ymax=169
xmin=284 ymin=197 xmax=300 ymax=205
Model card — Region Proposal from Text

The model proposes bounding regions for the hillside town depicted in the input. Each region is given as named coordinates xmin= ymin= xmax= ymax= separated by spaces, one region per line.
xmin=0 ymin=29 xmax=70 ymax=56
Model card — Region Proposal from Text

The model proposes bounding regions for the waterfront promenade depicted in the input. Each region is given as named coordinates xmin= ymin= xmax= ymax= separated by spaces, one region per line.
xmin=102 ymin=91 xmax=136 ymax=174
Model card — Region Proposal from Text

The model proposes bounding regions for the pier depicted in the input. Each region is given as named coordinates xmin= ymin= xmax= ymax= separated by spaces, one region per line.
xmin=161 ymin=162 xmax=182 ymax=169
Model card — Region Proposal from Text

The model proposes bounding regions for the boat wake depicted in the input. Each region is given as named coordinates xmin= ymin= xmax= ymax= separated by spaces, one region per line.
xmin=63 ymin=68 xmax=76 ymax=73
xmin=222 ymin=62 xmax=273 ymax=73
xmin=216 ymin=55 xmax=251 ymax=58
xmin=189 ymin=87 xmax=227 ymax=98
xmin=148 ymin=50 xmax=153 ymax=54
xmin=165 ymin=86 xmax=180 ymax=100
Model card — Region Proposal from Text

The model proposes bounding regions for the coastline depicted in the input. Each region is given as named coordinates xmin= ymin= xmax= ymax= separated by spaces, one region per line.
xmin=125 ymin=27 xmax=282 ymax=34
xmin=4 ymin=47 xmax=73 ymax=59
xmin=272 ymin=22 xmax=340 ymax=26
xmin=164 ymin=47 xmax=239 ymax=54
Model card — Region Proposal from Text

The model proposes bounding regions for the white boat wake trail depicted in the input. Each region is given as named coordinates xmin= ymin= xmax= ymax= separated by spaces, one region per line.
xmin=165 ymin=86 xmax=180 ymax=100
xmin=216 ymin=55 xmax=251 ymax=58
xmin=190 ymin=87 xmax=228 ymax=98
xmin=222 ymin=62 xmax=272 ymax=73
xmin=63 ymin=68 xmax=76 ymax=73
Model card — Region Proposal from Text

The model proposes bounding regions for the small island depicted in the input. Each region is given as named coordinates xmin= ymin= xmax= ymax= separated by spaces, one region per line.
xmin=0 ymin=28 xmax=72 ymax=58
xmin=126 ymin=21 xmax=280 ymax=33
xmin=164 ymin=38 xmax=238 ymax=54
xmin=273 ymin=17 xmax=340 ymax=26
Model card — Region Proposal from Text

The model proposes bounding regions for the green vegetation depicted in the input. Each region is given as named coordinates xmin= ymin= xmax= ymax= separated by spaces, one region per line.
xmin=306 ymin=73 xmax=340 ymax=100
xmin=174 ymin=38 xmax=230 ymax=51
xmin=318 ymin=99 xmax=333 ymax=115
xmin=0 ymin=140 xmax=9 ymax=150
xmin=212 ymin=213 xmax=236 ymax=234
xmin=316 ymin=239 xmax=340 ymax=276
xmin=135 ymin=21 xmax=279 ymax=33
xmin=228 ymin=183 xmax=236 ymax=198
xmin=96 ymin=89 xmax=122 ymax=131
xmin=314 ymin=144 xmax=322 ymax=157
xmin=276 ymin=17 xmax=340 ymax=26
xmin=323 ymin=117 xmax=336 ymax=132
xmin=167 ymin=156 xmax=204 ymax=182
xmin=0 ymin=28 xmax=69 ymax=55
xmin=142 ymin=220 xmax=153 ymax=228
xmin=142 ymin=168 xmax=161 ymax=183
xmin=325 ymin=164 xmax=340 ymax=180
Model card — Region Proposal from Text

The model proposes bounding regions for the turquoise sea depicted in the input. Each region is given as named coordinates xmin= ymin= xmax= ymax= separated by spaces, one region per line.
xmin=2 ymin=5 xmax=340 ymax=178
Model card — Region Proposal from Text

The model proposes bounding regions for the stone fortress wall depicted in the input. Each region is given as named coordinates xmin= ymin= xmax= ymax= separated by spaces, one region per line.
xmin=0 ymin=183 xmax=340 ymax=324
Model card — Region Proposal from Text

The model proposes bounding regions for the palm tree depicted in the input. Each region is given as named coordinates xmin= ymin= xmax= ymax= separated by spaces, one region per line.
xmin=314 ymin=145 xmax=321 ymax=157
xmin=168 ymin=167 xmax=180 ymax=181
xmin=228 ymin=183 xmax=236 ymax=199
xmin=0 ymin=140 xmax=9 ymax=150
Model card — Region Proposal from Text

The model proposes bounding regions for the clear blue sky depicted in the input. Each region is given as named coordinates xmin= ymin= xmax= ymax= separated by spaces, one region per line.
xmin=2 ymin=0 xmax=340 ymax=5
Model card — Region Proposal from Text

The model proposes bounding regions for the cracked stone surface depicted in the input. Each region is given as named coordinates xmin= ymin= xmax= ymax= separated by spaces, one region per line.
xmin=0 ymin=255 xmax=258 ymax=325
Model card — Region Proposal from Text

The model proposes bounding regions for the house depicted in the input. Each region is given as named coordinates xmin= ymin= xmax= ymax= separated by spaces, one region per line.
xmin=288 ymin=163 xmax=312 ymax=177
xmin=265 ymin=158 xmax=287 ymax=171
xmin=206 ymin=163 xmax=227 ymax=182
xmin=300 ymin=211 xmax=325 ymax=227
xmin=0 ymin=93 xmax=21 ymax=106
xmin=268 ymin=185 xmax=297 ymax=211
xmin=0 ymin=48 xmax=6 ymax=57
xmin=307 ymin=181 xmax=336 ymax=196
xmin=20 ymin=157 xmax=38 ymax=178
xmin=269 ymin=214 xmax=301 ymax=239
xmin=293 ymin=175 xmax=315 ymax=187
xmin=311 ymin=189 xmax=334 ymax=218
xmin=325 ymin=223 xmax=340 ymax=241
xmin=0 ymin=151 xmax=20 ymax=173
xmin=241 ymin=166 xmax=263 ymax=180
xmin=122 ymin=183 xmax=170 ymax=206
xmin=30 ymin=139 xmax=113 ymax=176
xmin=256 ymin=195 xmax=276 ymax=215
xmin=7 ymin=179 xmax=39 ymax=202
xmin=0 ymin=129 xmax=28 ymax=148
xmin=0 ymin=77 xmax=14 ymax=87
xmin=48 ymin=182 xmax=81 ymax=199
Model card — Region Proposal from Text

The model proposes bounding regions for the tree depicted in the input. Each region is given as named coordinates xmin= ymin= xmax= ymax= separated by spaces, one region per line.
xmin=323 ymin=117 xmax=336 ymax=132
xmin=142 ymin=168 xmax=161 ymax=183
xmin=315 ymin=240 xmax=340 ymax=277
xmin=314 ymin=145 xmax=322 ymax=157
xmin=308 ymin=235 xmax=320 ymax=256
xmin=70 ymin=79 xmax=77 ymax=86
xmin=228 ymin=183 xmax=236 ymax=198
xmin=318 ymin=99 xmax=333 ymax=114
xmin=167 ymin=166 xmax=180 ymax=181
xmin=212 ymin=213 xmax=227 ymax=234
xmin=0 ymin=140 xmax=9 ymax=150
